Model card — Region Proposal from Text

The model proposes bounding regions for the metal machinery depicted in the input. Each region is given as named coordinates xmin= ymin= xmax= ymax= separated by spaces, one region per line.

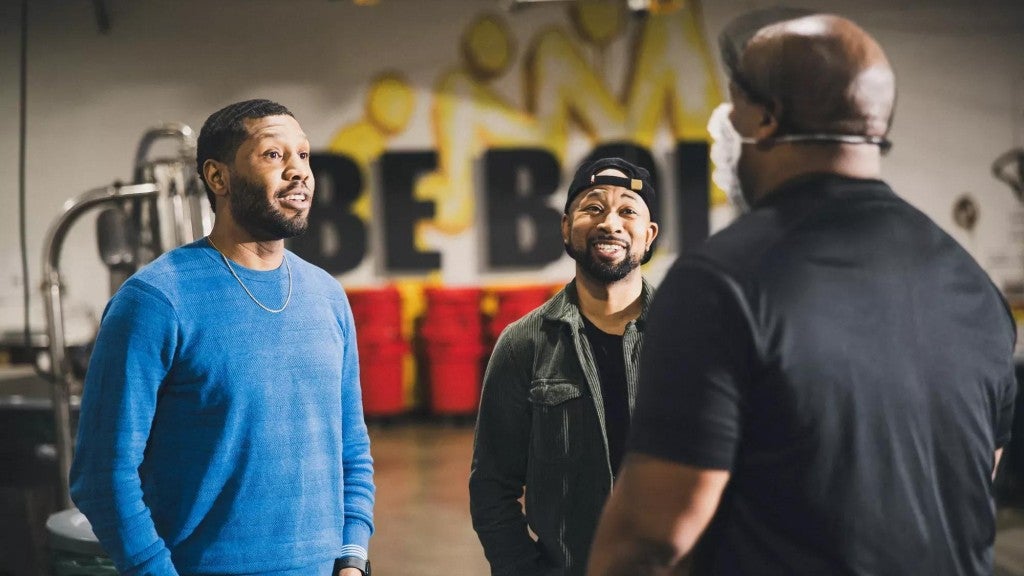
xmin=41 ymin=123 xmax=210 ymax=509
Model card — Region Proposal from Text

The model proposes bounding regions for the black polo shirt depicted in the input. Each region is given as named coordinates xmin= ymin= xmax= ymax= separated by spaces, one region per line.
xmin=631 ymin=174 xmax=1018 ymax=575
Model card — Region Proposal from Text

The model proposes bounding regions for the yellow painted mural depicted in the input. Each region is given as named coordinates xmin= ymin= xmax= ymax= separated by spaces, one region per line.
xmin=316 ymin=0 xmax=726 ymax=410
xmin=329 ymin=0 xmax=723 ymax=239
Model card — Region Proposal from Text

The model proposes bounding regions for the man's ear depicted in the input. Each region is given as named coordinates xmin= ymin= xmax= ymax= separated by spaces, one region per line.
xmin=755 ymin=100 xmax=781 ymax=141
xmin=561 ymin=213 xmax=571 ymax=244
xmin=203 ymin=159 xmax=230 ymax=199
xmin=645 ymin=222 xmax=659 ymax=251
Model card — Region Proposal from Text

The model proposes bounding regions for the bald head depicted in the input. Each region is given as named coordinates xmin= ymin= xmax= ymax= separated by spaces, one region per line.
xmin=737 ymin=15 xmax=895 ymax=139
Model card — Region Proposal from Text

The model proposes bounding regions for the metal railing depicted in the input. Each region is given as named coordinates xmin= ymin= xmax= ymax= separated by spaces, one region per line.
xmin=41 ymin=182 xmax=161 ymax=507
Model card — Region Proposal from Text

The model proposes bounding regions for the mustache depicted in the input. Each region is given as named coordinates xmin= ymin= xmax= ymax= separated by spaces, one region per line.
xmin=589 ymin=234 xmax=629 ymax=247
xmin=277 ymin=181 xmax=313 ymax=196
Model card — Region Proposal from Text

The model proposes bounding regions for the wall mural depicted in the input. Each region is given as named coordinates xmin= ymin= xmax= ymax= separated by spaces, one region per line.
xmin=289 ymin=0 xmax=726 ymax=281
xmin=280 ymin=1 xmax=728 ymax=407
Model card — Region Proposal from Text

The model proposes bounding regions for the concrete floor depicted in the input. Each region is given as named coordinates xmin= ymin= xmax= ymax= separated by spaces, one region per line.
xmin=1000 ymin=512 xmax=1024 ymax=576
xmin=366 ymin=422 xmax=491 ymax=576
xmin=0 ymin=420 xmax=1021 ymax=574
xmin=367 ymin=423 xmax=1024 ymax=576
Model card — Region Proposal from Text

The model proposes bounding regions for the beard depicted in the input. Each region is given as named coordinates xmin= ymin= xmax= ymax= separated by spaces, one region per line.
xmin=564 ymin=238 xmax=642 ymax=283
xmin=228 ymin=173 xmax=309 ymax=241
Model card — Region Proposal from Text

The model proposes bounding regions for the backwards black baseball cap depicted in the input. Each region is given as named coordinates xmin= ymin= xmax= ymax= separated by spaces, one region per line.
xmin=564 ymin=157 xmax=659 ymax=264
xmin=564 ymin=157 xmax=658 ymax=223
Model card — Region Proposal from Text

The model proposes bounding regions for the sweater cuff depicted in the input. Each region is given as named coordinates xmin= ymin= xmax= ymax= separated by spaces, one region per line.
xmin=342 ymin=520 xmax=372 ymax=554
xmin=337 ymin=544 xmax=367 ymax=561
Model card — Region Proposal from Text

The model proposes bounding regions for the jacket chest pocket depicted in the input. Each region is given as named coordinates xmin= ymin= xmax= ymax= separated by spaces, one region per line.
xmin=528 ymin=379 xmax=586 ymax=462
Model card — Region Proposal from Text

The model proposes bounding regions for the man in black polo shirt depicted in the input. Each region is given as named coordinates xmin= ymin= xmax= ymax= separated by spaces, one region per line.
xmin=589 ymin=10 xmax=1017 ymax=576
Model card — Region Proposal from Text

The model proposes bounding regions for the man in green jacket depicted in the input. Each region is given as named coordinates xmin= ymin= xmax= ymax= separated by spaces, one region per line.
xmin=470 ymin=157 xmax=660 ymax=576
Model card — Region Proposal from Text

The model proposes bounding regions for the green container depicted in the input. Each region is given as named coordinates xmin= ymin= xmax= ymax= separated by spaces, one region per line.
xmin=47 ymin=508 xmax=116 ymax=576
xmin=51 ymin=552 xmax=116 ymax=576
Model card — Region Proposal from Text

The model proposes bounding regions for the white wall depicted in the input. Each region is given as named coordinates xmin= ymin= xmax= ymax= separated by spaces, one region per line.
xmin=1 ymin=0 xmax=1022 ymax=342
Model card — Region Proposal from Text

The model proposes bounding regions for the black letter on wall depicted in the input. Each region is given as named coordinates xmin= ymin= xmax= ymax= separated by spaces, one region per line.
xmin=289 ymin=153 xmax=367 ymax=274
xmin=379 ymin=151 xmax=441 ymax=272
xmin=484 ymin=149 xmax=563 ymax=268
xmin=675 ymin=140 xmax=709 ymax=251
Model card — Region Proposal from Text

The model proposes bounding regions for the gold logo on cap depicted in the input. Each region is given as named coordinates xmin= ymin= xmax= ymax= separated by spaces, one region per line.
xmin=630 ymin=178 xmax=642 ymax=190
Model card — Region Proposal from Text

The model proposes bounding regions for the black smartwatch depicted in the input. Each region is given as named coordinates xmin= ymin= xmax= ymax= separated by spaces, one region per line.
xmin=334 ymin=556 xmax=371 ymax=576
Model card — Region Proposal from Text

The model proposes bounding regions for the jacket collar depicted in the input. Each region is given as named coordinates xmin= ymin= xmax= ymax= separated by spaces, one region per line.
xmin=541 ymin=277 xmax=655 ymax=328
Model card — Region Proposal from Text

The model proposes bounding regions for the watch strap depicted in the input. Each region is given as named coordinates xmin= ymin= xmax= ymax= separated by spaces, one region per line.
xmin=334 ymin=556 xmax=370 ymax=576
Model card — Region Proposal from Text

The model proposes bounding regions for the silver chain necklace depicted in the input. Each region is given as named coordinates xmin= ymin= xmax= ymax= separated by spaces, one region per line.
xmin=207 ymin=236 xmax=292 ymax=313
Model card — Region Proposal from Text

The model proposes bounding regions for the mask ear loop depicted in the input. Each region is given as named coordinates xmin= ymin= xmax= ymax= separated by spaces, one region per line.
xmin=740 ymin=89 xmax=895 ymax=154
xmin=767 ymin=133 xmax=893 ymax=152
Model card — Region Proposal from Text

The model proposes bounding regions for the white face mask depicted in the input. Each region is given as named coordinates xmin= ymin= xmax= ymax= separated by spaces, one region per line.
xmin=707 ymin=103 xmax=755 ymax=213
xmin=708 ymin=103 xmax=891 ymax=214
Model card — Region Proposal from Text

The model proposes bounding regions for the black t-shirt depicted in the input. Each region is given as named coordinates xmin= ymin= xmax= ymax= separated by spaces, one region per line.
xmin=581 ymin=314 xmax=629 ymax=476
xmin=630 ymin=175 xmax=1018 ymax=576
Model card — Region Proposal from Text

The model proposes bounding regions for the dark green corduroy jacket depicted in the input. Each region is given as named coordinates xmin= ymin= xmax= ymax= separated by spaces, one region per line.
xmin=470 ymin=279 xmax=654 ymax=576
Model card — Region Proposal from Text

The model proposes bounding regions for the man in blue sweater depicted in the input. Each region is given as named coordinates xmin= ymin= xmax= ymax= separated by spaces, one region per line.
xmin=70 ymin=99 xmax=375 ymax=576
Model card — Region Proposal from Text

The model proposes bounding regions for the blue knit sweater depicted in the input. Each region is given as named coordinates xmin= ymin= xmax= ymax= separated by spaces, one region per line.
xmin=70 ymin=239 xmax=374 ymax=575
